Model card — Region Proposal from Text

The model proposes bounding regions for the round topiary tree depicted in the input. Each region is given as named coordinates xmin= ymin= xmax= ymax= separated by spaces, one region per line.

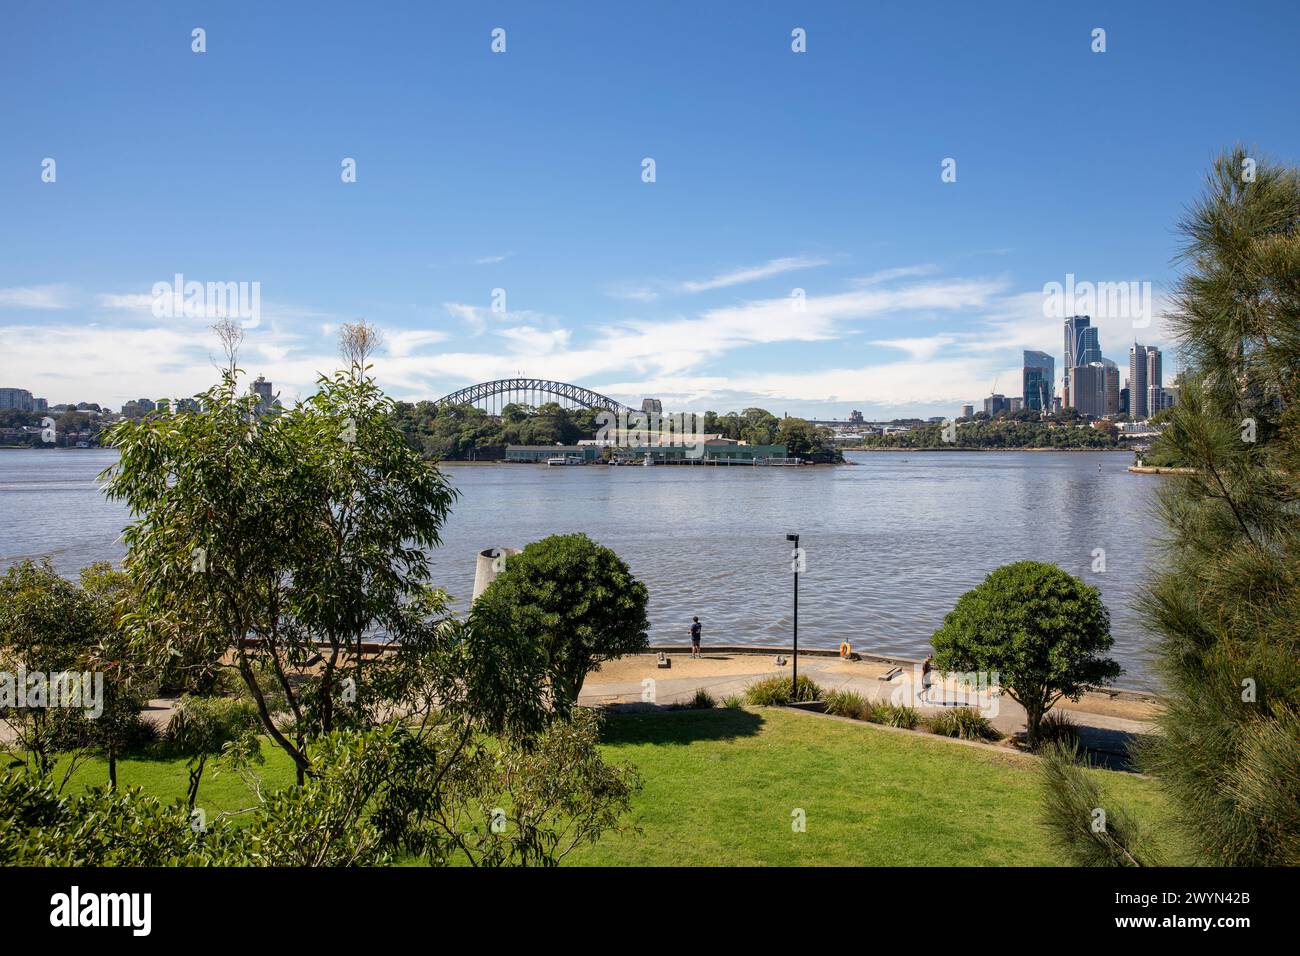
xmin=930 ymin=560 xmax=1120 ymax=747
xmin=477 ymin=533 xmax=650 ymax=715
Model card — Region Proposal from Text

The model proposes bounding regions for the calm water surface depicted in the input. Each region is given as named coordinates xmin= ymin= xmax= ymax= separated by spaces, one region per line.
xmin=0 ymin=449 xmax=1167 ymax=689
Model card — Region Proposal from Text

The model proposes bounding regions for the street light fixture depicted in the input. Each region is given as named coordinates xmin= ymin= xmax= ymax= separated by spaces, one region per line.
xmin=786 ymin=533 xmax=800 ymax=700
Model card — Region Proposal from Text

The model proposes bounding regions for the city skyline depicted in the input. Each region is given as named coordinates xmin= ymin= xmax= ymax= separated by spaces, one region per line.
xmin=4 ymin=2 xmax=1298 ymax=416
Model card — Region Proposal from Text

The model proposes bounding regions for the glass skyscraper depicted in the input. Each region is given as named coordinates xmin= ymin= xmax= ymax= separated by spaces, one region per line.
xmin=1063 ymin=316 xmax=1100 ymax=408
xmin=1022 ymin=350 xmax=1054 ymax=412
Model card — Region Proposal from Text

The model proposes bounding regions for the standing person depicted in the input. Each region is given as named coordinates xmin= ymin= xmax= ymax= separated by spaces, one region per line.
xmin=920 ymin=654 xmax=934 ymax=703
xmin=690 ymin=617 xmax=702 ymax=659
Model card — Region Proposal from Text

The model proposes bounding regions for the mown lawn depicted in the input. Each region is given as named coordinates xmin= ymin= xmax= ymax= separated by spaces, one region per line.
xmin=45 ymin=706 xmax=1167 ymax=866
xmin=565 ymin=707 xmax=1168 ymax=866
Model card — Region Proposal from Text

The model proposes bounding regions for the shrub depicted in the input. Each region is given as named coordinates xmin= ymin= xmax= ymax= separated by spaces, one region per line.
xmin=930 ymin=560 xmax=1119 ymax=747
xmin=869 ymin=703 xmax=921 ymax=729
xmin=744 ymin=675 xmax=822 ymax=706
xmin=722 ymin=695 xmax=744 ymax=709
xmin=476 ymin=533 xmax=650 ymax=715
xmin=687 ymin=689 xmax=716 ymax=709
xmin=824 ymin=690 xmax=871 ymax=720
xmin=924 ymin=708 xmax=1003 ymax=741
xmin=1033 ymin=710 xmax=1080 ymax=751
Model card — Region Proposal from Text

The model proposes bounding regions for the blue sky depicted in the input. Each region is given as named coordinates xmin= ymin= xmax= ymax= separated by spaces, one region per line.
xmin=3 ymin=0 xmax=1298 ymax=417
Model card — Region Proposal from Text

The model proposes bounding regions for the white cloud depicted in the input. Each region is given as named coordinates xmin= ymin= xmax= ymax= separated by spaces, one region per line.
xmin=851 ymin=264 xmax=939 ymax=287
xmin=1 ymin=267 xmax=1182 ymax=416
xmin=680 ymin=256 xmax=827 ymax=293
xmin=0 ymin=285 xmax=72 ymax=310
xmin=444 ymin=302 xmax=487 ymax=333
xmin=869 ymin=334 xmax=961 ymax=361
xmin=496 ymin=326 xmax=571 ymax=355
xmin=385 ymin=329 xmax=448 ymax=357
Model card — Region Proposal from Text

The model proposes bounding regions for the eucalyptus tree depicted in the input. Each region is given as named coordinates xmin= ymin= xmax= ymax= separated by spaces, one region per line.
xmin=105 ymin=371 xmax=314 ymax=776
xmin=104 ymin=362 xmax=456 ymax=783
xmin=282 ymin=366 xmax=457 ymax=735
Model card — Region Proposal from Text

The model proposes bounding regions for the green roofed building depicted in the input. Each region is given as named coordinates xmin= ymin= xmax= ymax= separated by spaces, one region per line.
xmin=505 ymin=444 xmax=601 ymax=462
xmin=634 ymin=441 xmax=789 ymax=464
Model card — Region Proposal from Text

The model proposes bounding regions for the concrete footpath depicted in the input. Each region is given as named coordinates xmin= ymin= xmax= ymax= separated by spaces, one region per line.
xmin=578 ymin=648 xmax=1159 ymax=761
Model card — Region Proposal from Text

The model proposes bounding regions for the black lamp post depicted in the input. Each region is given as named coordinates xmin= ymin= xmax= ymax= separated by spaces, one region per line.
xmin=786 ymin=533 xmax=799 ymax=699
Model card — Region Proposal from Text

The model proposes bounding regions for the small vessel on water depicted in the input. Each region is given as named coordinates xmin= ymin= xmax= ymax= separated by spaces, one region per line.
xmin=642 ymin=455 xmax=654 ymax=466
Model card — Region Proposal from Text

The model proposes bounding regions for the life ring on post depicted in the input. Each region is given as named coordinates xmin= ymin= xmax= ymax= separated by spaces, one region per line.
xmin=839 ymin=641 xmax=851 ymax=659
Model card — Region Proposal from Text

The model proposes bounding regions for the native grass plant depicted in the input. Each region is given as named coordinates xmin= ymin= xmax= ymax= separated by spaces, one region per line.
xmin=924 ymin=708 xmax=1003 ymax=742
xmin=1032 ymin=709 xmax=1081 ymax=751
xmin=869 ymin=703 xmax=922 ymax=729
xmin=744 ymin=674 xmax=822 ymax=706
xmin=824 ymin=689 xmax=872 ymax=720
xmin=685 ymin=688 xmax=716 ymax=710
xmin=721 ymin=694 xmax=744 ymax=709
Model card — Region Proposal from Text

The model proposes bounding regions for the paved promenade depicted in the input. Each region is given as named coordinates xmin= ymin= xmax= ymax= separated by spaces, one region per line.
xmin=578 ymin=648 xmax=1158 ymax=762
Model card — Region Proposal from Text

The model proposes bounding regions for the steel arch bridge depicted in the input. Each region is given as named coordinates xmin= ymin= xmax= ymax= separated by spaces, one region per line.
xmin=433 ymin=378 xmax=633 ymax=414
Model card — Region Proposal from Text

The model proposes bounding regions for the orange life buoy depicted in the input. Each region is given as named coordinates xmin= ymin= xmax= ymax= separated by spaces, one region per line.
xmin=839 ymin=641 xmax=851 ymax=658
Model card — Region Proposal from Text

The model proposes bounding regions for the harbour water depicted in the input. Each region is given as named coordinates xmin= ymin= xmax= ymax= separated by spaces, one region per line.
xmin=0 ymin=448 xmax=1166 ymax=689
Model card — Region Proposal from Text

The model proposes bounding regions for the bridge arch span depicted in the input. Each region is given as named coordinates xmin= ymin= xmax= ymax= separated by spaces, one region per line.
xmin=433 ymin=378 xmax=633 ymax=414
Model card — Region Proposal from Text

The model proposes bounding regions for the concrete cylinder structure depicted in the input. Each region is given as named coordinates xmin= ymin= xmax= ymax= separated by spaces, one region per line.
xmin=472 ymin=547 xmax=521 ymax=601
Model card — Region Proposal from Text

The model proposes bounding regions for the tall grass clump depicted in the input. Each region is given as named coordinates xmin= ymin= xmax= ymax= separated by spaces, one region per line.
xmin=824 ymin=690 xmax=871 ymax=720
xmin=869 ymin=703 xmax=921 ymax=729
xmin=924 ymin=708 xmax=1003 ymax=742
xmin=687 ymin=688 xmax=716 ymax=709
xmin=744 ymin=675 xmax=822 ymax=706
xmin=1033 ymin=710 xmax=1080 ymax=751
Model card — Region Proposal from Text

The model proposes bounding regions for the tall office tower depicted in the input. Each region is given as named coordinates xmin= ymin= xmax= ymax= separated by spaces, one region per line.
xmin=1145 ymin=346 xmax=1163 ymax=418
xmin=1129 ymin=343 xmax=1150 ymax=419
xmin=1010 ymin=397 xmax=1024 ymax=413
xmin=1067 ymin=362 xmax=1110 ymax=417
xmin=1103 ymin=360 xmax=1120 ymax=416
xmin=1063 ymin=316 xmax=1088 ymax=406
xmin=640 ymin=398 xmax=663 ymax=415
xmin=1078 ymin=327 xmax=1101 ymax=364
xmin=960 ymin=404 xmax=974 ymax=419
xmin=1022 ymin=350 xmax=1055 ymax=412
xmin=1120 ymin=386 xmax=1130 ymax=417
xmin=1062 ymin=316 xmax=1101 ymax=408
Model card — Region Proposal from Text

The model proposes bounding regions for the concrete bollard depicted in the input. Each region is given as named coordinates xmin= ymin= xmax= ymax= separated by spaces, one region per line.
xmin=472 ymin=547 xmax=521 ymax=601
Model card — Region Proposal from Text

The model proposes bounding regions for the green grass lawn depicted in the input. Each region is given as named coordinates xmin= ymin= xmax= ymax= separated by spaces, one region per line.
xmin=43 ymin=706 xmax=1167 ymax=866
xmin=565 ymin=707 xmax=1168 ymax=866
